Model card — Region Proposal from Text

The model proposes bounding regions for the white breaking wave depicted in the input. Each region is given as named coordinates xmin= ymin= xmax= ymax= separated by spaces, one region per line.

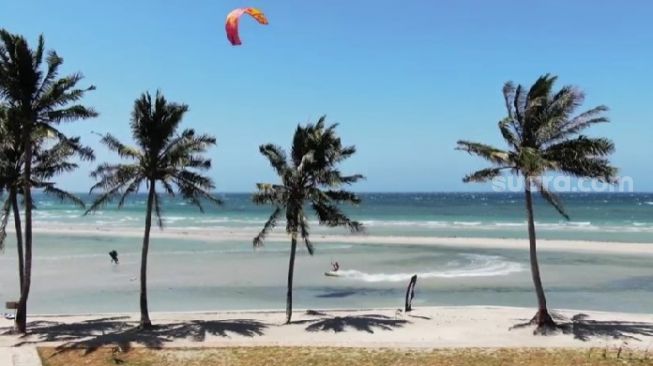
xmin=453 ymin=221 xmax=482 ymax=226
xmin=568 ymin=221 xmax=592 ymax=226
xmin=330 ymin=255 xmax=523 ymax=283
xmin=493 ymin=222 xmax=525 ymax=227
xmin=360 ymin=220 xmax=447 ymax=227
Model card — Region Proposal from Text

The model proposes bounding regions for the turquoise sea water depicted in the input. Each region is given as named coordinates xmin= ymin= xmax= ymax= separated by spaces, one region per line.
xmin=32 ymin=192 xmax=653 ymax=242
xmin=0 ymin=192 xmax=651 ymax=315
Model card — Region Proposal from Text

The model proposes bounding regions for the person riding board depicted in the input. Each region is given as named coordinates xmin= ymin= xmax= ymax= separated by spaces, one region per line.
xmin=331 ymin=261 xmax=340 ymax=272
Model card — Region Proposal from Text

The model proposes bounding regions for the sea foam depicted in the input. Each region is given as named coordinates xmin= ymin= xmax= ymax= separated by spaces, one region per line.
xmin=329 ymin=254 xmax=523 ymax=283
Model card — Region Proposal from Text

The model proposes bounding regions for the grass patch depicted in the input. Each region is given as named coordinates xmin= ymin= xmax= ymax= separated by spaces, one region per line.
xmin=38 ymin=346 xmax=653 ymax=366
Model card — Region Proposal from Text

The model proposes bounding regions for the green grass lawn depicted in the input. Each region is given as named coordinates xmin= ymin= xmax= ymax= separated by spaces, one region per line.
xmin=39 ymin=347 xmax=653 ymax=366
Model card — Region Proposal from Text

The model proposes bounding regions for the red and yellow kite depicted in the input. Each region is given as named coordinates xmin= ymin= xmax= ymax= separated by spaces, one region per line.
xmin=225 ymin=7 xmax=268 ymax=46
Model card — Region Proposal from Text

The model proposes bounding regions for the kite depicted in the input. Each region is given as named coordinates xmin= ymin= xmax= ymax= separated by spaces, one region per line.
xmin=404 ymin=275 xmax=417 ymax=312
xmin=225 ymin=7 xmax=268 ymax=46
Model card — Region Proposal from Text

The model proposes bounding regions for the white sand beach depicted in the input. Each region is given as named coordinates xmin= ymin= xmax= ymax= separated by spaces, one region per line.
xmin=1 ymin=306 xmax=652 ymax=350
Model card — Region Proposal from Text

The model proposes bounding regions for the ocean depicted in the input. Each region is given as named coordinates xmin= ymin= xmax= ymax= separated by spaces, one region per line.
xmin=30 ymin=192 xmax=653 ymax=242
xmin=0 ymin=192 xmax=651 ymax=315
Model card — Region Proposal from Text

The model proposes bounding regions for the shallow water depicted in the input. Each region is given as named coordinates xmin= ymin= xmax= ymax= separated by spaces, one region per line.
xmin=1 ymin=233 xmax=652 ymax=314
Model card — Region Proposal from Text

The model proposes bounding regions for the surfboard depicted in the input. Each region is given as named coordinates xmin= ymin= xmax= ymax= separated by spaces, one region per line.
xmin=324 ymin=271 xmax=342 ymax=277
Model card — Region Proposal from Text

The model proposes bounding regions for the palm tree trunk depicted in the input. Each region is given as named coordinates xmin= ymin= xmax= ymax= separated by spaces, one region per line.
xmin=15 ymin=139 xmax=33 ymax=334
xmin=139 ymin=180 xmax=156 ymax=329
xmin=10 ymin=188 xmax=24 ymax=292
xmin=285 ymin=233 xmax=298 ymax=324
xmin=524 ymin=177 xmax=555 ymax=329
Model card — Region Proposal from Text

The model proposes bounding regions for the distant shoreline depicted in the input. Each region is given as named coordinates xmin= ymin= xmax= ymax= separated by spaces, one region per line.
xmin=14 ymin=225 xmax=653 ymax=256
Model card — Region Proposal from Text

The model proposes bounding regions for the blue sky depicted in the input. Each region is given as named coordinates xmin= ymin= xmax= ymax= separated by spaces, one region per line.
xmin=2 ymin=0 xmax=651 ymax=192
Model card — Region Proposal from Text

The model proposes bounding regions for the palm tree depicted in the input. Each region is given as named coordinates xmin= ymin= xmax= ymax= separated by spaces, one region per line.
xmin=0 ymin=104 xmax=28 ymax=296
xmin=0 ymin=105 xmax=18 ymax=252
xmin=253 ymin=116 xmax=364 ymax=324
xmin=0 ymin=108 xmax=90 ymax=294
xmin=0 ymin=30 xmax=97 ymax=333
xmin=456 ymin=74 xmax=617 ymax=331
xmin=86 ymin=91 xmax=222 ymax=328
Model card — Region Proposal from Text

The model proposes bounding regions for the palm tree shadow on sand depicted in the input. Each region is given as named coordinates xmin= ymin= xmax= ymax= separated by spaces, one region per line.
xmin=1 ymin=317 xmax=267 ymax=354
xmin=301 ymin=314 xmax=409 ymax=334
xmin=510 ymin=312 xmax=653 ymax=341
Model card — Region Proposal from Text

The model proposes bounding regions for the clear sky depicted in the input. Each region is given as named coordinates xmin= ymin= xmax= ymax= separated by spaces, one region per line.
xmin=2 ymin=0 xmax=651 ymax=192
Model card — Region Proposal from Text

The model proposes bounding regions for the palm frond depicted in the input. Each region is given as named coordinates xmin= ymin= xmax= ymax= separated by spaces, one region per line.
xmin=551 ymin=105 xmax=610 ymax=141
xmin=37 ymin=133 xmax=95 ymax=163
xmin=502 ymin=81 xmax=516 ymax=120
xmin=513 ymin=84 xmax=526 ymax=126
xmin=456 ymin=140 xmax=511 ymax=165
xmin=85 ymin=183 xmax=130 ymax=214
xmin=252 ymin=184 xmax=286 ymax=205
xmin=32 ymin=137 xmax=93 ymax=179
xmin=463 ymin=167 xmax=510 ymax=183
xmin=41 ymin=184 xmax=85 ymax=209
xmin=86 ymin=165 xmax=140 ymax=214
xmin=100 ymin=133 xmax=141 ymax=159
xmin=253 ymin=206 xmax=282 ymax=247
xmin=313 ymin=170 xmax=364 ymax=187
xmin=117 ymin=177 xmax=143 ymax=209
xmin=544 ymin=136 xmax=617 ymax=181
xmin=89 ymin=164 xmax=141 ymax=192
xmin=259 ymin=144 xmax=289 ymax=176
xmin=164 ymin=130 xmax=216 ymax=168
xmin=160 ymin=179 xmax=176 ymax=197
xmin=545 ymin=136 xmax=615 ymax=158
xmin=311 ymin=201 xmax=363 ymax=233
xmin=34 ymin=50 xmax=63 ymax=99
xmin=45 ymin=104 xmax=98 ymax=124
xmin=174 ymin=170 xmax=222 ymax=212
xmin=498 ymin=117 xmax=520 ymax=148
xmin=323 ymin=190 xmax=361 ymax=204
xmin=532 ymin=178 xmax=569 ymax=220
xmin=299 ymin=214 xmax=314 ymax=255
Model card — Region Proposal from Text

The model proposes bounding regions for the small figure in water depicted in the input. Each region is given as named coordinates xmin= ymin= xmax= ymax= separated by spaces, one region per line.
xmin=109 ymin=250 xmax=119 ymax=264
xmin=331 ymin=261 xmax=340 ymax=272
